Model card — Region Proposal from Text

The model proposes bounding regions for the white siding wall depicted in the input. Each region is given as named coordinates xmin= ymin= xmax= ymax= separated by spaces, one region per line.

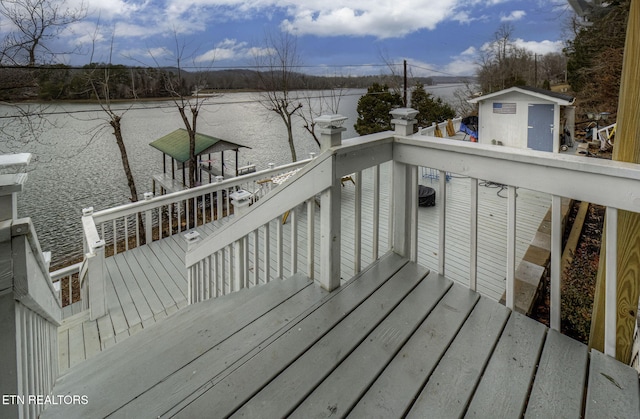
xmin=477 ymin=91 xmax=558 ymax=152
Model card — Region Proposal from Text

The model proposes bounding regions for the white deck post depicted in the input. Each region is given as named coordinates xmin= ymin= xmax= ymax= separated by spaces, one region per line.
xmin=144 ymin=192 xmax=153 ymax=244
xmin=184 ymin=231 xmax=201 ymax=303
xmin=317 ymin=115 xmax=346 ymax=291
xmin=87 ymin=239 xmax=106 ymax=320
xmin=550 ymin=195 xmax=562 ymax=331
xmin=605 ymin=207 xmax=618 ymax=357
xmin=390 ymin=109 xmax=418 ymax=259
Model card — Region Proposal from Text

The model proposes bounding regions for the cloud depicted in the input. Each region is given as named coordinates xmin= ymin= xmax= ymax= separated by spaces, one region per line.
xmin=500 ymin=10 xmax=526 ymax=22
xmin=513 ymin=38 xmax=563 ymax=55
xmin=195 ymin=39 xmax=274 ymax=62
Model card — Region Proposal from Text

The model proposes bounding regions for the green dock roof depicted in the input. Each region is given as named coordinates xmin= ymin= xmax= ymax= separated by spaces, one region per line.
xmin=149 ymin=129 xmax=250 ymax=163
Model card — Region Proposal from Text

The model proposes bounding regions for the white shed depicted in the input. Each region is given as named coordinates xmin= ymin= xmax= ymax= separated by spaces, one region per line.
xmin=468 ymin=86 xmax=575 ymax=153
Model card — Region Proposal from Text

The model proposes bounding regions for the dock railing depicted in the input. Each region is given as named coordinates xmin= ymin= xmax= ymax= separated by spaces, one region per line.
xmin=1 ymin=154 xmax=61 ymax=419
xmin=186 ymin=111 xmax=640 ymax=366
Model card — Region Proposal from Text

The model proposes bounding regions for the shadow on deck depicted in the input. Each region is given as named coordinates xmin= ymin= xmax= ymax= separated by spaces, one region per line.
xmin=44 ymin=253 xmax=639 ymax=418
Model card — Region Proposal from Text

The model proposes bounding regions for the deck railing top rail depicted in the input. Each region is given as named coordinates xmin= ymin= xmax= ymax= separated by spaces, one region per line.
xmin=91 ymin=158 xmax=313 ymax=224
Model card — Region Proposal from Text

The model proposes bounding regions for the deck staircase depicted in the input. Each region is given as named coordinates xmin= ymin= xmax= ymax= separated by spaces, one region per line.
xmin=42 ymin=253 xmax=639 ymax=418
xmin=56 ymin=216 xmax=233 ymax=372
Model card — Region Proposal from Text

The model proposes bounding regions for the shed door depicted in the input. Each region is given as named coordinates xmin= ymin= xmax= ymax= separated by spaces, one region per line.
xmin=527 ymin=104 xmax=554 ymax=152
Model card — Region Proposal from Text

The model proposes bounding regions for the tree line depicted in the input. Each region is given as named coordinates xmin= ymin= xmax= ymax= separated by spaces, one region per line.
xmin=0 ymin=64 xmax=453 ymax=102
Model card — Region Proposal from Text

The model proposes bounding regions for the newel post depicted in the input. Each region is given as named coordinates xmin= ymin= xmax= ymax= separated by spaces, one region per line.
xmin=390 ymin=109 xmax=419 ymax=261
xmin=82 ymin=207 xmax=107 ymax=320
xmin=316 ymin=115 xmax=347 ymax=291
xmin=144 ymin=192 xmax=153 ymax=244
xmin=184 ymin=231 xmax=201 ymax=304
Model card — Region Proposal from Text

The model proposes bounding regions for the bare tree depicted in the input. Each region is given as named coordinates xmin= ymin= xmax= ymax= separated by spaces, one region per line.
xmin=0 ymin=0 xmax=87 ymax=66
xmin=254 ymin=31 xmax=303 ymax=162
xmin=151 ymin=32 xmax=213 ymax=188
xmin=297 ymin=78 xmax=345 ymax=148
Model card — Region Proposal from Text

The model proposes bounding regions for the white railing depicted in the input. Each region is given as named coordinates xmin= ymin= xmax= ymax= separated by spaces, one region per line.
xmin=185 ymin=151 xmax=337 ymax=302
xmin=3 ymin=219 xmax=61 ymax=419
xmin=84 ymin=158 xmax=313 ymax=257
xmin=186 ymin=119 xmax=640 ymax=365
xmin=50 ymin=262 xmax=86 ymax=313
xmin=419 ymin=117 xmax=462 ymax=137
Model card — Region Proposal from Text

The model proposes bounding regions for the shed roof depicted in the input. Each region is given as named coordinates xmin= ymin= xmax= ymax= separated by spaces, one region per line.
xmin=468 ymin=86 xmax=575 ymax=106
xmin=149 ymin=129 xmax=250 ymax=163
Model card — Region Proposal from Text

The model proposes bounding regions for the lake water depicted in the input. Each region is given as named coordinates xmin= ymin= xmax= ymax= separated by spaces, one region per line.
xmin=3 ymin=84 xmax=463 ymax=268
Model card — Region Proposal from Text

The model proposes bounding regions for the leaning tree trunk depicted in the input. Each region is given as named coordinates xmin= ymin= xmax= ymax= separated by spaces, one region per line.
xmin=110 ymin=115 xmax=146 ymax=244
xmin=589 ymin=0 xmax=640 ymax=363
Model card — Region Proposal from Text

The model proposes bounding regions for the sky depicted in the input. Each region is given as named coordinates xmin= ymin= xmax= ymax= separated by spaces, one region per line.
xmin=4 ymin=0 xmax=575 ymax=77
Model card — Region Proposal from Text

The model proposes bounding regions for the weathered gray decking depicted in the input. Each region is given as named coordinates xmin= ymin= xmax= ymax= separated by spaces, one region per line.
xmin=56 ymin=166 xmax=551 ymax=372
xmin=43 ymin=253 xmax=640 ymax=418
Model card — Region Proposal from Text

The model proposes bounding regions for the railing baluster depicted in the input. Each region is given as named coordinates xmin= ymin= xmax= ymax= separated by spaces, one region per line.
xmin=124 ymin=215 xmax=129 ymax=251
xmin=605 ymin=206 xmax=618 ymax=357
xmin=438 ymin=170 xmax=447 ymax=274
xmin=291 ymin=208 xmax=298 ymax=274
xmin=112 ymin=219 xmax=117 ymax=255
xmin=354 ymin=171 xmax=362 ymax=273
xmin=470 ymin=177 xmax=478 ymax=291
xmin=506 ymin=185 xmax=517 ymax=310
xmin=373 ymin=165 xmax=380 ymax=260
xmin=550 ymin=195 xmax=562 ymax=331
xmin=264 ymin=222 xmax=271 ymax=283
xmin=253 ymin=229 xmax=259 ymax=286
xmin=277 ymin=215 xmax=283 ymax=279
xmin=307 ymin=199 xmax=315 ymax=280
xmin=135 ymin=213 xmax=140 ymax=247
xmin=410 ymin=166 xmax=418 ymax=263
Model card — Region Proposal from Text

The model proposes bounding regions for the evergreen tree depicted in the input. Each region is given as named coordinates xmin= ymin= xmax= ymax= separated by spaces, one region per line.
xmin=410 ymin=82 xmax=456 ymax=127
xmin=354 ymin=83 xmax=403 ymax=135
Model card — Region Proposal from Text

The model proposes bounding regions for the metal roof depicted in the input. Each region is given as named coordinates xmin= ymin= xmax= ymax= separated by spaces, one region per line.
xmin=468 ymin=86 xmax=575 ymax=106
xmin=149 ymin=129 xmax=250 ymax=163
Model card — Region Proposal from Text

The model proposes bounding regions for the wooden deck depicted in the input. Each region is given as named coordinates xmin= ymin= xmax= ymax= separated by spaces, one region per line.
xmin=42 ymin=253 xmax=640 ymax=418
xmin=56 ymin=164 xmax=551 ymax=372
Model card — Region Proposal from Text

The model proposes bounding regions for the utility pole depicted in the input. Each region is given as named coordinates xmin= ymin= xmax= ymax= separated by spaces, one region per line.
xmin=403 ymin=59 xmax=408 ymax=107
xmin=534 ymin=54 xmax=538 ymax=88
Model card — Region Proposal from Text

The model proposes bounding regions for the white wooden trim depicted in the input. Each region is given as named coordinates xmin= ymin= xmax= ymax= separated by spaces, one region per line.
xmin=185 ymin=153 xmax=334 ymax=267
xmin=470 ymin=177 xmax=478 ymax=291
xmin=409 ymin=166 xmax=418 ymax=263
xmin=394 ymin=136 xmax=640 ymax=213
xmin=354 ymin=171 xmax=362 ymax=273
xmin=320 ymin=180 xmax=341 ymax=291
xmin=506 ymin=186 xmax=517 ymax=310
xmin=438 ymin=171 xmax=446 ymax=275
xmin=605 ymin=207 xmax=618 ymax=357
xmin=307 ymin=199 xmax=315 ymax=280
xmin=550 ymin=195 xmax=562 ymax=331
xmin=372 ymin=165 xmax=380 ymax=261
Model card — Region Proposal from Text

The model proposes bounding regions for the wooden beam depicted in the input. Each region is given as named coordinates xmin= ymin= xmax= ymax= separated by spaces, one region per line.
xmin=590 ymin=0 xmax=640 ymax=363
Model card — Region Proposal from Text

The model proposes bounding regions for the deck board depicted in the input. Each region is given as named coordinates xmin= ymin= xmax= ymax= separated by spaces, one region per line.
xmin=405 ymin=298 xmax=510 ymax=418
xmin=43 ymin=256 xmax=640 ymax=419
xmin=290 ymin=281 xmax=477 ymax=419
xmin=525 ymin=329 xmax=588 ymax=418
xmin=585 ymin=349 xmax=640 ymax=419
xmin=465 ymin=312 xmax=547 ymax=418
xmin=235 ymin=264 xmax=438 ymax=419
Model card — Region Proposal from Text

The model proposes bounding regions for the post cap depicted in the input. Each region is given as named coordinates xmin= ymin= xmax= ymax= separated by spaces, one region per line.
xmin=144 ymin=192 xmax=154 ymax=200
xmin=82 ymin=207 xmax=94 ymax=216
xmin=183 ymin=230 xmax=201 ymax=243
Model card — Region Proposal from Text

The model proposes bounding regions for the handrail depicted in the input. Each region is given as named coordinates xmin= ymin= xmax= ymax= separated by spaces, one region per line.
xmin=11 ymin=218 xmax=62 ymax=323
xmin=185 ymin=151 xmax=335 ymax=268
xmin=393 ymin=135 xmax=640 ymax=212
xmin=92 ymin=158 xmax=313 ymax=224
